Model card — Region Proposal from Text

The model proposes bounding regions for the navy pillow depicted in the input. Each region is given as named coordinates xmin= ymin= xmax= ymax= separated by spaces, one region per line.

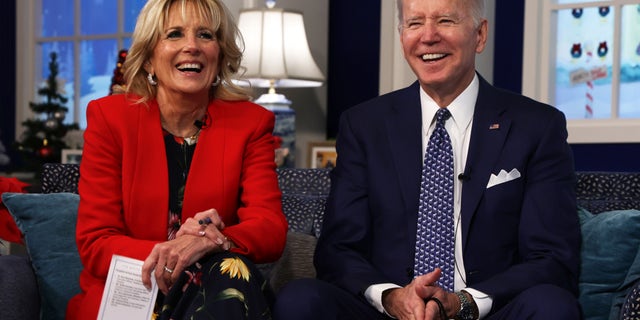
xmin=281 ymin=194 xmax=326 ymax=236
xmin=2 ymin=192 xmax=82 ymax=320
xmin=578 ymin=207 xmax=640 ymax=320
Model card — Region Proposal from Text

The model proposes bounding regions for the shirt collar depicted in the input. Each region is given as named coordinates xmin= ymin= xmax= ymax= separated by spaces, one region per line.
xmin=420 ymin=74 xmax=479 ymax=132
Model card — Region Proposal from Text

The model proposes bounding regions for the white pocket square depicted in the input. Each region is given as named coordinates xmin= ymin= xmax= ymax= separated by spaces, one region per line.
xmin=486 ymin=168 xmax=521 ymax=189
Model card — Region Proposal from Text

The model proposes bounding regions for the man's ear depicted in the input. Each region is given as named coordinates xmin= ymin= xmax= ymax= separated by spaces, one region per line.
xmin=475 ymin=19 xmax=488 ymax=54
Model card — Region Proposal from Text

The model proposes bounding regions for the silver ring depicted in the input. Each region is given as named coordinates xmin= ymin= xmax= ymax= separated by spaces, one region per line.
xmin=198 ymin=230 xmax=206 ymax=236
xmin=163 ymin=265 xmax=174 ymax=274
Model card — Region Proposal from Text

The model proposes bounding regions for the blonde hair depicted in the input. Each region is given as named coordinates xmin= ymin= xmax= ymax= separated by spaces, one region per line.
xmin=114 ymin=0 xmax=251 ymax=102
xmin=396 ymin=0 xmax=486 ymax=30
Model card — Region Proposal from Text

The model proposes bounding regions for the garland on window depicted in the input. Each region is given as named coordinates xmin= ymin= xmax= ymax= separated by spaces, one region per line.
xmin=109 ymin=49 xmax=128 ymax=95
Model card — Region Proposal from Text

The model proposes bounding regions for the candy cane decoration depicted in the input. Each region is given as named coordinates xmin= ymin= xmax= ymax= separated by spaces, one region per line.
xmin=584 ymin=50 xmax=594 ymax=118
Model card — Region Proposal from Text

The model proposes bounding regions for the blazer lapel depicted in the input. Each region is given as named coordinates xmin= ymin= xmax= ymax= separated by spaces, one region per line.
xmin=182 ymin=102 xmax=226 ymax=216
xmin=460 ymin=77 xmax=511 ymax=247
xmin=131 ymin=101 xmax=170 ymax=239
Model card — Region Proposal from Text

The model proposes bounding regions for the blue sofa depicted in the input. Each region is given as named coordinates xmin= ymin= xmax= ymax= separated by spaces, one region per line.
xmin=1 ymin=163 xmax=639 ymax=320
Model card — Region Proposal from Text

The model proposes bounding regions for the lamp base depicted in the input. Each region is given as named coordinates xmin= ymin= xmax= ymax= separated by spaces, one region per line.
xmin=255 ymin=93 xmax=295 ymax=168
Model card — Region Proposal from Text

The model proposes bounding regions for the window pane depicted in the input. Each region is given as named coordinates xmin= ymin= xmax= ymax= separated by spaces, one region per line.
xmin=81 ymin=0 xmax=117 ymax=35
xmin=123 ymin=38 xmax=132 ymax=50
xmin=125 ymin=0 xmax=147 ymax=33
xmin=39 ymin=42 xmax=74 ymax=124
xmin=619 ymin=4 xmax=640 ymax=118
xmin=41 ymin=0 xmax=74 ymax=37
xmin=555 ymin=6 xmax=614 ymax=119
xmin=79 ymin=40 xmax=118 ymax=128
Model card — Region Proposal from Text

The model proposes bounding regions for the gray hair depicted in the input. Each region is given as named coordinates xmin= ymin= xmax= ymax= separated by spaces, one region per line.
xmin=396 ymin=0 xmax=486 ymax=30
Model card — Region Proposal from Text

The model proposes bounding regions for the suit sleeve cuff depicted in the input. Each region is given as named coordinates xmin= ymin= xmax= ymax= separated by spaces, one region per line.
xmin=463 ymin=288 xmax=493 ymax=319
xmin=364 ymin=283 xmax=402 ymax=317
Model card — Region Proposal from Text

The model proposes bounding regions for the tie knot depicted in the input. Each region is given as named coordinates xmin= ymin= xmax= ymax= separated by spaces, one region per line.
xmin=436 ymin=108 xmax=451 ymax=125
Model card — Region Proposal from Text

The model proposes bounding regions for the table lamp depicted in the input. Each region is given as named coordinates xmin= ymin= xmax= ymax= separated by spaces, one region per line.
xmin=237 ymin=0 xmax=325 ymax=167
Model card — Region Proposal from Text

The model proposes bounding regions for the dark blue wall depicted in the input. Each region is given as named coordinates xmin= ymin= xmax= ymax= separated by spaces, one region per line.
xmin=326 ymin=0 xmax=381 ymax=140
xmin=328 ymin=0 xmax=640 ymax=172
xmin=1 ymin=0 xmax=17 ymax=172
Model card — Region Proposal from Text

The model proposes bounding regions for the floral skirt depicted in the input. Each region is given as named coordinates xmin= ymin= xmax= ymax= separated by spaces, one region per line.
xmin=155 ymin=251 xmax=274 ymax=320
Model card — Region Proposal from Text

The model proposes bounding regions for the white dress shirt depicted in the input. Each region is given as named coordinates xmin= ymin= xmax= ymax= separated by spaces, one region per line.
xmin=364 ymin=74 xmax=493 ymax=318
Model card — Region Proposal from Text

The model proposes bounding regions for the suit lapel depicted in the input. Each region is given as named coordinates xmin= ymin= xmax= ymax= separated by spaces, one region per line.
xmin=460 ymin=77 xmax=511 ymax=248
xmin=385 ymin=82 xmax=424 ymax=246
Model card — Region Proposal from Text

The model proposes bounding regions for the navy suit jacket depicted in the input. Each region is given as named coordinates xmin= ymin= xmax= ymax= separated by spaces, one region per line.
xmin=315 ymin=75 xmax=580 ymax=312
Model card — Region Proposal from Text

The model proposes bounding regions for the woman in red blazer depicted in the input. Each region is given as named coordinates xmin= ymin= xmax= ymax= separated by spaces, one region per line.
xmin=66 ymin=0 xmax=287 ymax=319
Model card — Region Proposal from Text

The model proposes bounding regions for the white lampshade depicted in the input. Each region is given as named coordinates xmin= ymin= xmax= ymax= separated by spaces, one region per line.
xmin=237 ymin=7 xmax=325 ymax=89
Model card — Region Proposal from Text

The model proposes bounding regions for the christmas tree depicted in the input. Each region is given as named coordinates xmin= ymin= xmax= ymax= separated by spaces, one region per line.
xmin=14 ymin=52 xmax=79 ymax=174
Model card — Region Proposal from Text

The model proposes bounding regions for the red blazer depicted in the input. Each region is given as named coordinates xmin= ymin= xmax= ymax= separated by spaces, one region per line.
xmin=66 ymin=94 xmax=287 ymax=320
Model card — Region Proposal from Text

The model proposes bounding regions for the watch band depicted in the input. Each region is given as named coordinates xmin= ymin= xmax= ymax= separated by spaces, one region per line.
xmin=454 ymin=290 xmax=477 ymax=320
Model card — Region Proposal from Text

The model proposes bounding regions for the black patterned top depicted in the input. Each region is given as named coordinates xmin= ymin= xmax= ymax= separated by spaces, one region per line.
xmin=162 ymin=129 xmax=197 ymax=240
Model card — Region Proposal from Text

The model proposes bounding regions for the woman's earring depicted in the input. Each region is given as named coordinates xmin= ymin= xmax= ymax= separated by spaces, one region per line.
xmin=211 ymin=75 xmax=221 ymax=87
xmin=147 ymin=73 xmax=157 ymax=86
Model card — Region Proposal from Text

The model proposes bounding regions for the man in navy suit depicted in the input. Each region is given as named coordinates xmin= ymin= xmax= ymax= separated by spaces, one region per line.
xmin=273 ymin=0 xmax=581 ymax=319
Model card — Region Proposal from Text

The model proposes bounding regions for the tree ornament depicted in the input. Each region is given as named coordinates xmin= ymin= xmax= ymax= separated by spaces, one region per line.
xmin=37 ymin=139 xmax=54 ymax=158
xmin=44 ymin=118 xmax=59 ymax=130
xmin=54 ymin=110 xmax=66 ymax=120
xmin=38 ymin=145 xmax=54 ymax=158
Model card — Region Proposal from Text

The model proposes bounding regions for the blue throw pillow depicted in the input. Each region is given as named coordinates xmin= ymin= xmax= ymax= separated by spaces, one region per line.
xmin=1 ymin=192 xmax=82 ymax=320
xmin=578 ymin=207 xmax=640 ymax=320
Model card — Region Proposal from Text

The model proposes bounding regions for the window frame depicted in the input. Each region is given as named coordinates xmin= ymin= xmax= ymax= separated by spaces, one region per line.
xmin=15 ymin=0 xmax=134 ymax=137
xmin=523 ymin=0 xmax=640 ymax=143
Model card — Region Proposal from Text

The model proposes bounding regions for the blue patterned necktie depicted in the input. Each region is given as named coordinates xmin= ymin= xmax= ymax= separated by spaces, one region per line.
xmin=414 ymin=108 xmax=454 ymax=291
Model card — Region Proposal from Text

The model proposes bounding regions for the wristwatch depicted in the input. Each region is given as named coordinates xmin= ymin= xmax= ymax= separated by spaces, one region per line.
xmin=454 ymin=290 xmax=478 ymax=320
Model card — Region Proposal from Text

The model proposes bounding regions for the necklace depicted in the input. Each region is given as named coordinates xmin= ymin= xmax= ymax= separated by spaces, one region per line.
xmin=182 ymin=129 xmax=200 ymax=145
xmin=160 ymin=112 xmax=209 ymax=146
xmin=161 ymin=126 xmax=201 ymax=145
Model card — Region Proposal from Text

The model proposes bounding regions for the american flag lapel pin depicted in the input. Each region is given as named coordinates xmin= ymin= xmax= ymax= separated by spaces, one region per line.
xmin=489 ymin=123 xmax=500 ymax=130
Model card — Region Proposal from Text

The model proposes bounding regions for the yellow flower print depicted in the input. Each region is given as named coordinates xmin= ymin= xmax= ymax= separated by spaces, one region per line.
xmin=219 ymin=257 xmax=251 ymax=282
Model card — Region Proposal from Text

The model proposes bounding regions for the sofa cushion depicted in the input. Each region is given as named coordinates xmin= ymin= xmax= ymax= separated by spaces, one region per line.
xmin=621 ymin=281 xmax=640 ymax=320
xmin=1 ymin=192 xmax=83 ymax=320
xmin=277 ymin=168 xmax=331 ymax=238
xmin=0 ymin=255 xmax=40 ymax=320
xmin=282 ymin=194 xmax=326 ymax=236
xmin=578 ymin=207 xmax=640 ymax=320
xmin=269 ymin=231 xmax=317 ymax=292
xmin=576 ymin=172 xmax=640 ymax=214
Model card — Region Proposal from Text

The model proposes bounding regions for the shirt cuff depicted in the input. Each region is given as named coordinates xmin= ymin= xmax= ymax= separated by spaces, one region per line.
xmin=364 ymin=283 xmax=402 ymax=317
xmin=462 ymin=288 xmax=493 ymax=319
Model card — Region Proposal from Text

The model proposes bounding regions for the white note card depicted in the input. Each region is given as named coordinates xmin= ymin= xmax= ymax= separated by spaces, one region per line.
xmin=97 ymin=254 xmax=158 ymax=320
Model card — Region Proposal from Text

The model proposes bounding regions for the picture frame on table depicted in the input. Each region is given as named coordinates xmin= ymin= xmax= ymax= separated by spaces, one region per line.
xmin=308 ymin=141 xmax=337 ymax=169
xmin=61 ymin=149 xmax=83 ymax=165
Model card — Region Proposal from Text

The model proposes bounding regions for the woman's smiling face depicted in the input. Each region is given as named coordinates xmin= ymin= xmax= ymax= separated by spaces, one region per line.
xmin=148 ymin=1 xmax=220 ymax=98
